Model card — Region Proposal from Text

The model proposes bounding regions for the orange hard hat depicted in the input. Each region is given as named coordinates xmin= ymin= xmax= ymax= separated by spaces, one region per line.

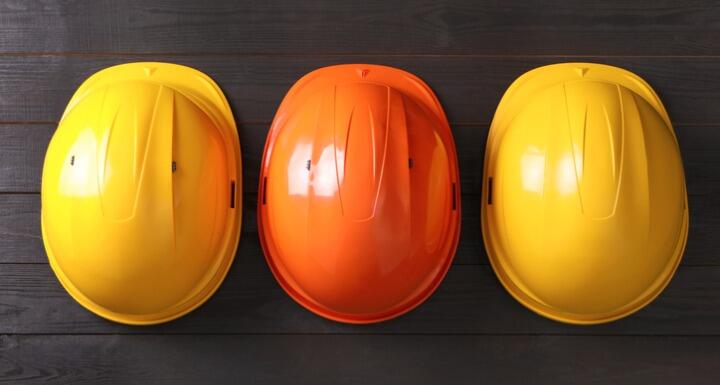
xmin=258 ymin=64 xmax=461 ymax=323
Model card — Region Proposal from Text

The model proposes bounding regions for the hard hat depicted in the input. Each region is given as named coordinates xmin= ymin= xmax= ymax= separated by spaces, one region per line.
xmin=482 ymin=63 xmax=689 ymax=324
xmin=258 ymin=64 xmax=461 ymax=323
xmin=41 ymin=62 xmax=242 ymax=325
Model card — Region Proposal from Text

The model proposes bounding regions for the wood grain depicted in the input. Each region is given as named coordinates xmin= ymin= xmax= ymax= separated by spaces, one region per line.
xmin=0 ymin=252 xmax=716 ymax=335
xmin=0 ymin=334 xmax=717 ymax=384
xmin=1 ymin=1 xmax=719 ymax=382
xmin=2 ymin=122 xmax=717 ymax=197
xmin=0 ymin=0 xmax=718 ymax=56
xmin=0 ymin=56 xmax=718 ymax=124
xmin=0 ymin=192 xmax=486 ymax=265
xmin=2 ymin=190 xmax=716 ymax=266
xmin=0 ymin=194 xmax=43 ymax=263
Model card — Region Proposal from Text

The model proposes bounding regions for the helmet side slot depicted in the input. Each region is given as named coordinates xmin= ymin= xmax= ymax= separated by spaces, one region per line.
xmin=229 ymin=180 xmax=236 ymax=209
xmin=452 ymin=182 xmax=457 ymax=210
xmin=262 ymin=177 xmax=267 ymax=205
xmin=487 ymin=177 xmax=493 ymax=205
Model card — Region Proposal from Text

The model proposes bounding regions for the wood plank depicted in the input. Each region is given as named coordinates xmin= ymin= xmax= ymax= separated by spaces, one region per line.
xmin=0 ymin=192 xmax=487 ymax=264
xmin=0 ymin=334 xmax=717 ymax=384
xmin=0 ymin=194 xmax=43 ymax=263
xmin=1 ymin=190 xmax=715 ymax=266
xmin=0 ymin=124 xmax=53 ymax=193
xmin=0 ymin=122 xmax=484 ymax=194
xmin=2 ymin=121 xmax=717 ymax=198
xmin=0 ymin=0 xmax=718 ymax=55
xmin=0 ymin=56 xmax=718 ymax=124
xmin=0 ymin=256 xmax=716 ymax=334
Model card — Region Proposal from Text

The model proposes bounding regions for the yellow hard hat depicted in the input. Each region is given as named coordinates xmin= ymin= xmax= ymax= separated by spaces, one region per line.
xmin=482 ymin=63 xmax=689 ymax=324
xmin=41 ymin=62 xmax=242 ymax=325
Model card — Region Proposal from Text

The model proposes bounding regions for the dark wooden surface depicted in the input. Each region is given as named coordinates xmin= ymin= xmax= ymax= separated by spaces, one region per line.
xmin=0 ymin=1 xmax=718 ymax=384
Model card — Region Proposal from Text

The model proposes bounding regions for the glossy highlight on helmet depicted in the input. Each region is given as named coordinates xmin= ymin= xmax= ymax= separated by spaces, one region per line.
xmin=482 ymin=63 xmax=689 ymax=324
xmin=258 ymin=64 xmax=461 ymax=324
xmin=41 ymin=62 xmax=242 ymax=325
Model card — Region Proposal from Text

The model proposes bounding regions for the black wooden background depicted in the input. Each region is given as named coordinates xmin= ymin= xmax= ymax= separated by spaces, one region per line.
xmin=0 ymin=1 xmax=719 ymax=384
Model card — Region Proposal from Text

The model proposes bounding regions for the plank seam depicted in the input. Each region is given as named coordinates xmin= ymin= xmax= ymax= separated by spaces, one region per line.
xmin=0 ymin=332 xmax=719 ymax=337
xmin=1 ymin=52 xmax=720 ymax=59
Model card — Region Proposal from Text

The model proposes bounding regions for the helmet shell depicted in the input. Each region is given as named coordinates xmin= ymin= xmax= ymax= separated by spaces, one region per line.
xmin=41 ymin=62 xmax=241 ymax=325
xmin=258 ymin=64 xmax=461 ymax=323
xmin=482 ymin=63 xmax=689 ymax=324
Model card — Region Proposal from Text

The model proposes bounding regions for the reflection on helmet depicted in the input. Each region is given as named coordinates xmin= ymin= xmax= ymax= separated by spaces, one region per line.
xmin=258 ymin=64 xmax=461 ymax=323
xmin=482 ymin=63 xmax=688 ymax=324
xmin=41 ymin=62 xmax=242 ymax=325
